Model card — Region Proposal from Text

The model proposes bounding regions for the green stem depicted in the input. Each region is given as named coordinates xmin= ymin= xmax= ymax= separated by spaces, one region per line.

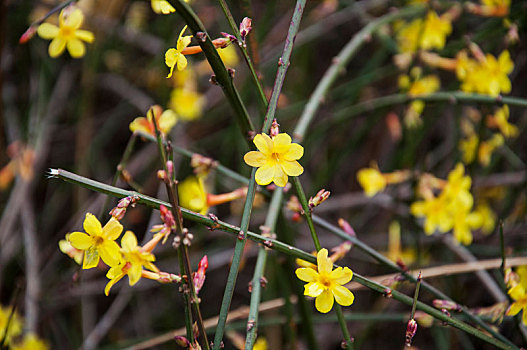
xmin=292 ymin=177 xmax=321 ymax=251
xmin=261 ymin=0 xmax=307 ymax=133
xmin=410 ymin=272 xmax=422 ymax=319
xmin=216 ymin=0 xmax=268 ymax=109
xmin=168 ymin=0 xmax=255 ymax=142
xmin=293 ymin=5 xmax=425 ymax=142
xmin=245 ymin=189 xmax=283 ymax=349
xmin=333 ymin=92 xmax=527 ymax=126
xmin=50 ymin=169 xmax=518 ymax=350
xmin=335 ymin=306 xmax=353 ymax=350
xmin=212 ymin=168 xmax=258 ymax=350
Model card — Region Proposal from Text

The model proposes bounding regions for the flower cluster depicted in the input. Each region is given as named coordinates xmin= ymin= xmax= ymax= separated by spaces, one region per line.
xmin=395 ymin=10 xmax=453 ymax=54
xmin=410 ymin=164 xmax=487 ymax=245
xmin=0 ymin=305 xmax=48 ymax=350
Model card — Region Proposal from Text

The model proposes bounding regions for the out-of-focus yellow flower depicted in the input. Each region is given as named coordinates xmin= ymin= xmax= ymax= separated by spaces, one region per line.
xmin=395 ymin=11 xmax=452 ymax=53
xmin=479 ymin=134 xmax=504 ymax=166
xmin=165 ymin=26 xmax=192 ymax=78
xmin=129 ymin=105 xmax=177 ymax=136
xmin=487 ymin=105 xmax=519 ymax=138
xmin=452 ymin=210 xmax=483 ymax=245
xmin=456 ymin=50 xmax=513 ymax=97
xmin=411 ymin=195 xmax=453 ymax=234
xmin=474 ymin=202 xmax=496 ymax=235
xmin=11 ymin=333 xmax=49 ymax=350
xmin=218 ymin=44 xmax=239 ymax=67
xmin=105 ymin=231 xmax=159 ymax=295
xmin=168 ymin=87 xmax=204 ymax=121
xmin=0 ymin=305 xmax=23 ymax=345
xmin=59 ymin=233 xmax=83 ymax=265
xmin=0 ymin=142 xmax=35 ymax=190
xmin=459 ymin=134 xmax=478 ymax=164
xmin=295 ymin=248 xmax=354 ymax=313
xmin=467 ymin=0 xmax=510 ymax=17
xmin=357 ymin=168 xmax=386 ymax=197
xmin=253 ymin=337 xmax=268 ymax=350
xmin=384 ymin=221 xmax=416 ymax=265
xmin=178 ymin=176 xmax=208 ymax=215
xmin=400 ymin=71 xmax=440 ymax=127
xmin=37 ymin=7 xmax=94 ymax=58
xmin=244 ymin=133 xmax=304 ymax=187
xmin=150 ymin=0 xmax=175 ymax=14
xmin=506 ymin=266 xmax=527 ymax=325
xmin=68 ymin=213 xmax=123 ymax=269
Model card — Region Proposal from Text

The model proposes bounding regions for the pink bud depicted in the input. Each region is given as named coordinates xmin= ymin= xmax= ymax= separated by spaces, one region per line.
xmin=193 ymin=255 xmax=208 ymax=295
xmin=405 ymin=318 xmax=418 ymax=346
xmin=239 ymin=17 xmax=252 ymax=40
xmin=19 ymin=26 xmax=37 ymax=44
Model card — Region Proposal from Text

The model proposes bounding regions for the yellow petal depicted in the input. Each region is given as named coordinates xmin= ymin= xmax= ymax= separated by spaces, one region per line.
xmin=332 ymin=285 xmax=354 ymax=306
xmin=128 ymin=263 xmax=142 ymax=285
xmin=508 ymin=284 xmax=526 ymax=301
xmin=121 ymin=231 xmax=138 ymax=252
xmin=280 ymin=160 xmax=303 ymax=177
xmin=253 ymin=133 xmax=273 ymax=154
xmin=103 ymin=217 xmax=123 ymax=241
xmin=506 ymin=302 xmax=522 ymax=316
xmin=177 ymin=53 xmax=188 ymax=71
xmin=37 ymin=23 xmax=59 ymax=39
xmin=272 ymin=164 xmax=288 ymax=187
xmin=255 ymin=164 xmax=274 ymax=186
xmin=283 ymin=143 xmax=304 ymax=161
xmin=177 ymin=25 xmax=188 ymax=42
xmin=99 ymin=240 xmax=122 ymax=266
xmin=244 ymin=151 xmax=267 ymax=167
xmin=68 ymin=232 xmax=92 ymax=250
xmin=330 ymin=267 xmax=353 ymax=285
xmin=104 ymin=274 xmax=124 ymax=296
xmin=83 ymin=246 xmax=100 ymax=269
xmin=49 ymin=37 xmax=66 ymax=58
xmin=304 ymin=282 xmax=324 ymax=297
xmin=83 ymin=213 xmax=102 ymax=237
xmin=159 ymin=110 xmax=178 ymax=133
xmin=317 ymin=248 xmax=332 ymax=275
xmin=106 ymin=263 xmax=125 ymax=279
xmin=75 ymin=29 xmax=95 ymax=43
xmin=67 ymin=38 xmax=85 ymax=58
xmin=64 ymin=8 xmax=84 ymax=29
xmin=177 ymin=36 xmax=192 ymax=52
xmin=272 ymin=133 xmax=292 ymax=154
xmin=315 ymin=289 xmax=334 ymax=313
xmin=296 ymin=267 xmax=318 ymax=282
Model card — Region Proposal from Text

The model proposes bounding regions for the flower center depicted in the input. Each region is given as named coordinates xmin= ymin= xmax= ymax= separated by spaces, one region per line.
xmin=59 ymin=26 xmax=75 ymax=40
xmin=272 ymin=152 xmax=280 ymax=161
xmin=93 ymin=236 xmax=104 ymax=246
xmin=319 ymin=275 xmax=332 ymax=288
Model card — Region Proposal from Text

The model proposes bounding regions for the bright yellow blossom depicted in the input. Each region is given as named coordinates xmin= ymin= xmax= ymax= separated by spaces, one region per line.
xmin=165 ymin=26 xmax=192 ymax=78
xmin=150 ymin=0 xmax=175 ymax=14
xmin=467 ymin=0 xmax=510 ymax=17
xmin=105 ymin=231 xmax=159 ymax=295
xmin=178 ymin=176 xmax=208 ymax=215
xmin=487 ymin=105 xmax=519 ymax=138
xmin=400 ymin=71 xmax=440 ymax=126
xmin=411 ymin=195 xmax=453 ymax=234
xmin=37 ymin=7 xmax=94 ymax=58
xmin=452 ymin=210 xmax=483 ymax=245
xmin=59 ymin=233 xmax=83 ymax=265
xmin=506 ymin=266 xmax=527 ymax=325
xmin=244 ymin=133 xmax=304 ymax=187
xmin=11 ymin=333 xmax=49 ymax=350
xmin=0 ymin=305 xmax=22 ymax=345
xmin=218 ymin=45 xmax=239 ymax=67
xmin=395 ymin=11 xmax=452 ymax=53
xmin=295 ymin=248 xmax=354 ymax=313
xmin=459 ymin=133 xmax=504 ymax=166
xmin=253 ymin=337 xmax=268 ymax=350
xmin=129 ymin=105 xmax=177 ymax=136
xmin=474 ymin=202 xmax=496 ymax=234
xmin=68 ymin=213 xmax=123 ymax=269
xmin=169 ymin=88 xmax=204 ymax=121
xmin=357 ymin=168 xmax=386 ymax=197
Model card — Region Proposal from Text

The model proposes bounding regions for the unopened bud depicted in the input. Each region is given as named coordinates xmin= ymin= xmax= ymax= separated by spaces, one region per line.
xmin=286 ymin=195 xmax=302 ymax=213
xmin=432 ymin=299 xmax=462 ymax=312
xmin=157 ymin=169 xmax=167 ymax=180
xmin=270 ymin=119 xmax=280 ymax=137
xmin=166 ymin=161 xmax=174 ymax=177
xmin=174 ymin=336 xmax=191 ymax=347
xmin=405 ymin=319 xmax=418 ymax=346
xmin=220 ymin=32 xmax=237 ymax=43
xmin=191 ymin=153 xmax=218 ymax=176
xmin=109 ymin=195 xmax=138 ymax=220
xmin=308 ymin=189 xmax=330 ymax=210
xmin=338 ymin=218 xmax=356 ymax=238
xmin=239 ymin=17 xmax=252 ymax=41
xmin=19 ymin=26 xmax=37 ymax=44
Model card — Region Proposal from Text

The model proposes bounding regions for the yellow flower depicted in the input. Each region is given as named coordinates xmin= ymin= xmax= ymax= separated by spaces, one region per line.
xmin=68 ymin=213 xmax=123 ymax=269
xmin=253 ymin=337 xmax=268 ymax=350
xmin=357 ymin=168 xmax=386 ymax=197
xmin=11 ymin=333 xmax=49 ymax=350
xmin=244 ymin=133 xmax=304 ymax=187
xmin=168 ymin=88 xmax=204 ymax=121
xmin=474 ymin=202 xmax=496 ymax=234
xmin=411 ymin=195 xmax=453 ymax=234
xmin=105 ymin=231 xmax=159 ymax=295
xmin=59 ymin=233 xmax=83 ymax=265
xmin=37 ymin=7 xmax=94 ymax=58
xmin=384 ymin=221 xmax=416 ymax=265
xmin=459 ymin=134 xmax=478 ymax=164
xmin=452 ymin=210 xmax=483 ymax=245
xmin=165 ymin=26 xmax=192 ymax=78
xmin=0 ymin=305 xmax=22 ymax=345
xmin=401 ymin=72 xmax=440 ymax=127
xmin=218 ymin=44 xmax=239 ymax=67
xmin=488 ymin=105 xmax=519 ymax=138
xmin=506 ymin=268 xmax=527 ymax=325
xmin=129 ymin=105 xmax=177 ymax=136
xmin=395 ymin=11 xmax=452 ymax=53
xmin=178 ymin=175 xmax=209 ymax=215
xmin=479 ymin=134 xmax=504 ymax=166
xmin=150 ymin=0 xmax=175 ymax=14
xmin=296 ymin=249 xmax=354 ymax=313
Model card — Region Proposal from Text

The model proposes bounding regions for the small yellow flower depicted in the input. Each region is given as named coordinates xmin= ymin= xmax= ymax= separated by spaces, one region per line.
xmin=68 ymin=213 xmax=123 ymax=269
xmin=150 ymin=0 xmax=175 ymax=14
xmin=487 ymin=105 xmax=519 ymax=138
xmin=384 ymin=221 xmax=416 ymax=265
xmin=169 ymin=88 xmax=204 ymax=121
xmin=218 ymin=44 xmax=239 ymax=67
xmin=479 ymin=133 xmax=504 ymax=166
xmin=165 ymin=26 xmax=192 ymax=78
xmin=178 ymin=175 xmax=209 ymax=215
xmin=411 ymin=195 xmax=453 ymax=234
xmin=0 ymin=305 xmax=22 ymax=345
xmin=395 ymin=11 xmax=452 ymax=53
xmin=244 ymin=133 xmax=304 ymax=187
xmin=105 ymin=231 xmax=159 ymax=295
xmin=401 ymin=72 xmax=440 ymax=127
xmin=506 ymin=267 xmax=527 ymax=325
xmin=295 ymin=248 xmax=354 ymax=313
xmin=451 ymin=210 xmax=483 ymax=245
xmin=129 ymin=105 xmax=178 ymax=136
xmin=11 ymin=333 xmax=49 ymax=350
xmin=474 ymin=202 xmax=496 ymax=234
xmin=37 ymin=7 xmax=94 ymax=58
xmin=357 ymin=168 xmax=386 ymax=197
xmin=253 ymin=337 xmax=268 ymax=350
xmin=59 ymin=233 xmax=83 ymax=265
